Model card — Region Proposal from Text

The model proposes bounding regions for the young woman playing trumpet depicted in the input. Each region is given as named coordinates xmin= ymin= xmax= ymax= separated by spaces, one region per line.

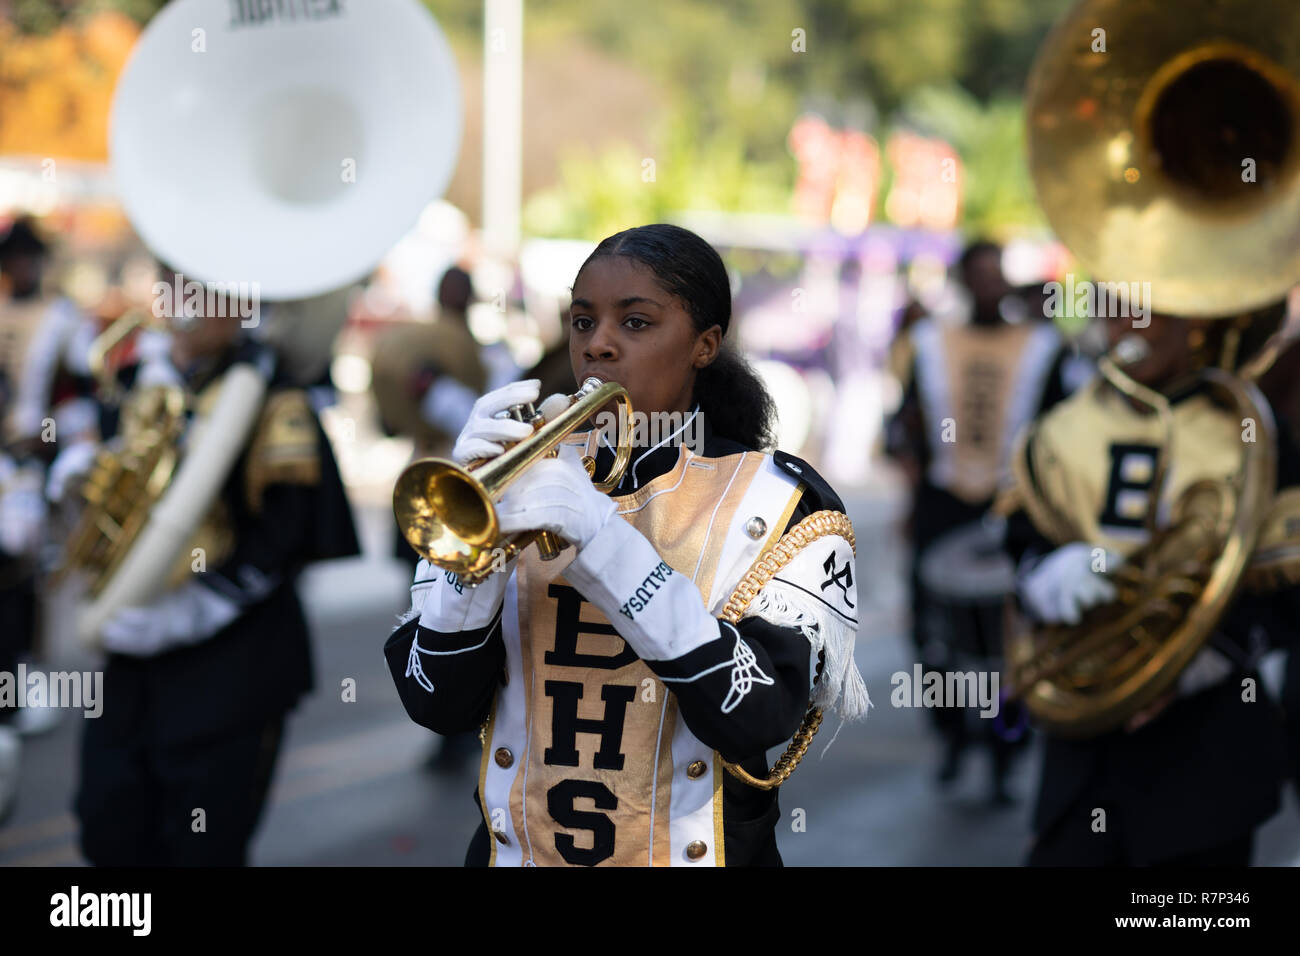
xmin=385 ymin=223 xmax=867 ymax=866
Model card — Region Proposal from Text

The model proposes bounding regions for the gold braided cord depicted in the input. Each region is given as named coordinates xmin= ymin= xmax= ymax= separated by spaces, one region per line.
xmin=720 ymin=510 xmax=856 ymax=789
xmin=720 ymin=510 xmax=856 ymax=625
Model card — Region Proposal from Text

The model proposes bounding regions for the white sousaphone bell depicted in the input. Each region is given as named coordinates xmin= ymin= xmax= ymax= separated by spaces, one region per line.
xmin=76 ymin=0 xmax=462 ymax=645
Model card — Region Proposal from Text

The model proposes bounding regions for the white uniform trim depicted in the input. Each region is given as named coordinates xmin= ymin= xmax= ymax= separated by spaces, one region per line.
xmin=703 ymin=455 xmax=804 ymax=614
xmin=657 ymin=621 xmax=775 ymax=714
xmin=405 ymin=626 xmax=498 ymax=694
xmin=646 ymin=693 xmax=671 ymax=866
xmin=668 ymin=704 xmax=718 ymax=866
xmin=483 ymin=570 xmax=526 ymax=867
xmin=745 ymin=536 xmax=870 ymax=724
xmin=910 ymin=319 xmax=956 ymax=490
xmin=690 ymin=450 xmax=747 ymax=583
xmin=1000 ymin=324 xmax=1061 ymax=478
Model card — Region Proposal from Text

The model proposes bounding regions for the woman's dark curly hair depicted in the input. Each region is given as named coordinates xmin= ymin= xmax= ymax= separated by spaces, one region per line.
xmin=575 ymin=223 xmax=778 ymax=451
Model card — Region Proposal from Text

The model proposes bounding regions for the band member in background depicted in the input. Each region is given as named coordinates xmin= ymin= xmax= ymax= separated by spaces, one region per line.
xmin=998 ymin=304 xmax=1294 ymax=865
xmin=72 ymin=270 xmax=359 ymax=865
xmin=886 ymin=239 xmax=1075 ymax=801
xmin=0 ymin=216 xmax=98 ymax=740
xmin=0 ymin=216 xmax=99 ymax=460
xmin=372 ymin=265 xmax=489 ymax=573
xmin=1255 ymin=291 xmax=1300 ymax=804
xmin=371 ymin=264 xmax=496 ymax=773
xmin=0 ymin=426 xmax=44 ymax=822
xmin=384 ymin=224 xmax=868 ymax=866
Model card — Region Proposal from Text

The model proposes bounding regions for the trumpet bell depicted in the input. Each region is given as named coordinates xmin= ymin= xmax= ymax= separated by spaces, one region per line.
xmin=109 ymin=0 xmax=462 ymax=299
xmin=393 ymin=378 xmax=634 ymax=586
xmin=394 ymin=458 xmax=501 ymax=580
xmin=1027 ymin=0 xmax=1300 ymax=317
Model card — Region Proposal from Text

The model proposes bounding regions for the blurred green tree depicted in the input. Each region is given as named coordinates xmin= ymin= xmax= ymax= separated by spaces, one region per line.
xmin=3 ymin=0 xmax=1077 ymax=234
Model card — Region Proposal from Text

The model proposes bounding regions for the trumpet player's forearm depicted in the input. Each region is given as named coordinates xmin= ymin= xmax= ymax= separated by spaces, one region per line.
xmin=384 ymin=611 xmax=505 ymax=734
xmin=649 ymin=614 xmax=815 ymax=761
xmin=383 ymin=561 xmax=512 ymax=734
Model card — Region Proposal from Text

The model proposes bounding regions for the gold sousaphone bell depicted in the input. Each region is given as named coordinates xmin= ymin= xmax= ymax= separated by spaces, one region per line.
xmin=1005 ymin=0 xmax=1300 ymax=737
xmin=1026 ymin=0 xmax=1300 ymax=319
xmin=394 ymin=377 xmax=633 ymax=585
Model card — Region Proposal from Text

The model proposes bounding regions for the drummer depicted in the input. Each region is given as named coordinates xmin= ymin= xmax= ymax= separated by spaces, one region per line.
xmin=884 ymin=239 xmax=1078 ymax=802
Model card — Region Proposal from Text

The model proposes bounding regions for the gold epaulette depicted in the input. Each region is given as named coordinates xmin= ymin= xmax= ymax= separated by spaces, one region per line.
xmin=1244 ymin=486 xmax=1300 ymax=592
xmin=244 ymin=389 xmax=321 ymax=513
xmin=720 ymin=509 xmax=855 ymax=790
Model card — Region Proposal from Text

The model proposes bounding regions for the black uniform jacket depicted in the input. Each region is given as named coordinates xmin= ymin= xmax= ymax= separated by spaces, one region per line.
xmin=97 ymin=339 xmax=359 ymax=747
xmin=1003 ymin=387 xmax=1296 ymax=863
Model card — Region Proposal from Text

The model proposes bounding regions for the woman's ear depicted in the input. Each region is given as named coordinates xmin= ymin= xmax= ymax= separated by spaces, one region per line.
xmin=693 ymin=324 xmax=723 ymax=369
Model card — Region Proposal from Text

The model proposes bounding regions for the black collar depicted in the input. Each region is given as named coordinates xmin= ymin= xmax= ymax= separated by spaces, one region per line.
xmin=589 ymin=404 xmax=706 ymax=495
xmin=586 ymin=407 xmax=760 ymax=495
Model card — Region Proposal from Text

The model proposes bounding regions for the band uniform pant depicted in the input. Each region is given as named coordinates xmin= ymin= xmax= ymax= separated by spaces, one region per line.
xmin=1027 ymin=801 xmax=1255 ymax=867
xmin=77 ymin=714 xmax=284 ymax=866
xmin=0 ymin=566 xmax=37 ymax=725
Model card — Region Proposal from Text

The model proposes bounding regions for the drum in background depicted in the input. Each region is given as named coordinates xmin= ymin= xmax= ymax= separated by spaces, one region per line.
xmin=917 ymin=517 xmax=1015 ymax=664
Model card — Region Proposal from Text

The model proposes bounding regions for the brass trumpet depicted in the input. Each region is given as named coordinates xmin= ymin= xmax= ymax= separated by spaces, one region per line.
xmin=393 ymin=377 xmax=633 ymax=586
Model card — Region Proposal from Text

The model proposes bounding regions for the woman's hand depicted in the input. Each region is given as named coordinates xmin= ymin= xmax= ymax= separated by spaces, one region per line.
xmin=450 ymin=379 xmax=542 ymax=465
xmin=495 ymin=445 xmax=616 ymax=551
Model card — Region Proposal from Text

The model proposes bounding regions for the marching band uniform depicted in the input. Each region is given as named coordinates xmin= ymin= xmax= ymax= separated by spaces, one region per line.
xmin=998 ymin=373 xmax=1295 ymax=865
xmin=887 ymin=313 xmax=1075 ymax=788
xmin=385 ymin=390 xmax=868 ymax=866
xmin=74 ymin=334 xmax=359 ymax=865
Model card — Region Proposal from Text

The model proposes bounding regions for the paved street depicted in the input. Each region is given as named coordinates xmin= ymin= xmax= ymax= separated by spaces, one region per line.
xmin=3 ymin=476 xmax=1298 ymax=867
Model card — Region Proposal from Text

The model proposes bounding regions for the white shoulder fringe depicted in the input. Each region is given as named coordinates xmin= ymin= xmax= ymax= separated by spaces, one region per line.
xmin=743 ymin=579 xmax=871 ymax=742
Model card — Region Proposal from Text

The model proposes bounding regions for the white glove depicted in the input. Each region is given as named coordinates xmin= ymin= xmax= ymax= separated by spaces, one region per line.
xmin=1019 ymin=542 xmax=1120 ymax=626
xmin=408 ymin=556 xmax=514 ymax=632
xmin=100 ymin=581 xmax=240 ymax=657
xmin=1176 ymin=646 xmax=1235 ymax=697
xmin=495 ymin=444 xmax=617 ymax=552
xmin=134 ymin=329 xmax=183 ymax=388
xmin=0 ymin=460 xmax=47 ymax=557
xmin=50 ymin=397 xmax=99 ymax=443
xmin=45 ymin=439 xmax=99 ymax=503
xmin=450 ymin=378 xmax=541 ymax=465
